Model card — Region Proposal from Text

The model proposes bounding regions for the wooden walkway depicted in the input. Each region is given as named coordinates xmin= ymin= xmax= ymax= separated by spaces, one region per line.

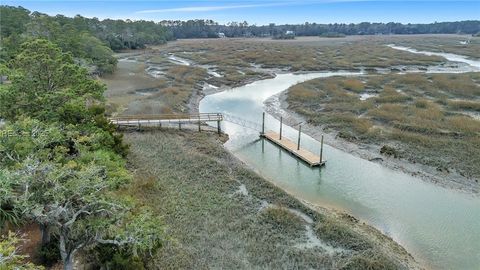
xmin=261 ymin=131 xmax=325 ymax=167
xmin=110 ymin=112 xmax=326 ymax=167
xmin=110 ymin=113 xmax=224 ymax=133
xmin=110 ymin=113 xmax=223 ymax=126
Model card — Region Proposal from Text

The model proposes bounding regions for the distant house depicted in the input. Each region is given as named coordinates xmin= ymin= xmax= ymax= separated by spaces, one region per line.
xmin=217 ymin=32 xmax=226 ymax=38
xmin=273 ymin=30 xmax=295 ymax=40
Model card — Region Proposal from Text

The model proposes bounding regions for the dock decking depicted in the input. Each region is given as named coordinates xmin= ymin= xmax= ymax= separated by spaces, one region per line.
xmin=261 ymin=131 xmax=325 ymax=167
xmin=110 ymin=113 xmax=223 ymax=133
xmin=110 ymin=113 xmax=223 ymax=127
xmin=110 ymin=112 xmax=327 ymax=167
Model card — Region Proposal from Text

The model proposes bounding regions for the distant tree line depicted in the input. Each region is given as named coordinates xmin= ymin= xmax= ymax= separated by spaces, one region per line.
xmin=2 ymin=5 xmax=479 ymax=74
xmin=162 ymin=19 xmax=221 ymax=39
xmin=0 ymin=6 xmax=173 ymax=74
xmin=161 ymin=20 xmax=480 ymax=38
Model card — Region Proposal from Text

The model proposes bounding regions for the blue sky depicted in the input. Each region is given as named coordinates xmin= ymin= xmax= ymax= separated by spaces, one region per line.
xmin=2 ymin=1 xmax=479 ymax=25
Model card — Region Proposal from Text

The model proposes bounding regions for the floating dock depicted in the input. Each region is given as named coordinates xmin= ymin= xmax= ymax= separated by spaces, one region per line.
xmin=261 ymin=131 xmax=326 ymax=167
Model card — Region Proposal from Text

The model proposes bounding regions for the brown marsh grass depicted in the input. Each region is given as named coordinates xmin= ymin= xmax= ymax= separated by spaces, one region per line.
xmin=123 ymin=130 xmax=410 ymax=269
xmin=287 ymin=72 xmax=480 ymax=179
xmin=159 ymin=37 xmax=444 ymax=73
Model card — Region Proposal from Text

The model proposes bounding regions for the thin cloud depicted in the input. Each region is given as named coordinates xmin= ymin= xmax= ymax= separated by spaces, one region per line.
xmin=135 ymin=3 xmax=290 ymax=14
xmin=134 ymin=0 xmax=388 ymax=14
xmin=134 ymin=0 xmax=468 ymax=15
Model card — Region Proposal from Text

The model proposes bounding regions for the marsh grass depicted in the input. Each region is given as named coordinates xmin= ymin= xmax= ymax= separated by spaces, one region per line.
xmin=341 ymin=250 xmax=398 ymax=270
xmin=315 ymin=217 xmax=372 ymax=251
xmin=287 ymin=73 xmax=480 ymax=179
xmin=343 ymin=79 xmax=365 ymax=92
xmin=259 ymin=207 xmax=305 ymax=237
xmin=383 ymin=35 xmax=480 ymax=59
xmin=104 ymin=36 xmax=455 ymax=117
xmin=105 ymin=61 xmax=207 ymax=115
xmin=123 ymin=130 xmax=405 ymax=269
xmin=447 ymin=100 xmax=480 ymax=112
xmin=158 ymin=37 xmax=443 ymax=74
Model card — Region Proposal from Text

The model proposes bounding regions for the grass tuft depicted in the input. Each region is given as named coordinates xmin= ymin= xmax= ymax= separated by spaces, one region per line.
xmin=287 ymin=72 xmax=480 ymax=179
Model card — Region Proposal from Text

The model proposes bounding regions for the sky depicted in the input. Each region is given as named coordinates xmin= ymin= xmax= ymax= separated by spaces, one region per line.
xmin=2 ymin=0 xmax=479 ymax=25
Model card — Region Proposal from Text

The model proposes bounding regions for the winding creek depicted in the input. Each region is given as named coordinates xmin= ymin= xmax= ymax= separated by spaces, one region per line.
xmin=387 ymin=44 xmax=480 ymax=71
xmin=199 ymin=49 xmax=480 ymax=269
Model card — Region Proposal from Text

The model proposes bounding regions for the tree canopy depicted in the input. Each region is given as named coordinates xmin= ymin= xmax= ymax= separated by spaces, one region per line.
xmin=160 ymin=19 xmax=480 ymax=38
xmin=0 ymin=39 xmax=104 ymax=122
xmin=0 ymin=6 xmax=172 ymax=74
xmin=0 ymin=39 xmax=162 ymax=269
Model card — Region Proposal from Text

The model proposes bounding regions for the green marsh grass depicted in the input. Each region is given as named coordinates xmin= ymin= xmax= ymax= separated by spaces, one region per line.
xmin=123 ymin=130 xmax=408 ymax=269
xmin=287 ymin=73 xmax=480 ymax=179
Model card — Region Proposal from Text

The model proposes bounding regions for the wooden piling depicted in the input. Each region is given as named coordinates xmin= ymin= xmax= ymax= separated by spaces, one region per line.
xmin=217 ymin=120 xmax=221 ymax=134
xmin=279 ymin=117 xmax=283 ymax=140
xmin=320 ymin=135 xmax=324 ymax=163
xmin=297 ymin=125 xmax=302 ymax=150
xmin=262 ymin=112 xmax=265 ymax=135
xmin=253 ymin=113 xmax=325 ymax=167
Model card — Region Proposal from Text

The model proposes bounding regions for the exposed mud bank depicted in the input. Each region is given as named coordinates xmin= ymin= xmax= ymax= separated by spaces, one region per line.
xmin=265 ymin=91 xmax=479 ymax=194
xmin=186 ymin=74 xmax=422 ymax=270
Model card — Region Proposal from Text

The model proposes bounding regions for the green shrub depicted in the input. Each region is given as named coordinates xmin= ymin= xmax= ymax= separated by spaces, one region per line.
xmin=89 ymin=244 xmax=146 ymax=270
xmin=0 ymin=232 xmax=44 ymax=270
xmin=0 ymin=202 xmax=20 ymax=230
xmin=36 ymin=238 xmax=61 ymax=266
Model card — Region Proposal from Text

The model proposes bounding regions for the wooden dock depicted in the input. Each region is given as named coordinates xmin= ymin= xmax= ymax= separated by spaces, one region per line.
xmin=261 ymin=131 xmax=326 ymax=167
xmin=110 ymin=112 xmax=327 ymax=167
xmin=110 ymin=113 xmax=224 ymax=133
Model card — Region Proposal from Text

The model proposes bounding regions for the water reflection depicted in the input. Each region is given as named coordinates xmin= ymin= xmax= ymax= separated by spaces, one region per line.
xmin=200 ymin=72 xmax=480 ymax=270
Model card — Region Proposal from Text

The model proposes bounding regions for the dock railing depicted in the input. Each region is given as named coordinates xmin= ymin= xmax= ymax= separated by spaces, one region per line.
xmin=110 ymin=113 xmax=224 ymax=133
xmin=110 ymin=113 xmax=223 ymax=124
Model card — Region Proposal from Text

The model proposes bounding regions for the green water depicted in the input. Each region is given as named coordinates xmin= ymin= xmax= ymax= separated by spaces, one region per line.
xmin=199 ymin=72 xmax=480 ymax=270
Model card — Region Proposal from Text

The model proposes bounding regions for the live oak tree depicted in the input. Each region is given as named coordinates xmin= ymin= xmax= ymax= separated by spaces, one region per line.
xmin=0 ymin=40 xmax=162 ymax=269
xmin=0 ymin=39 xmax=128 ymax=155
xmin=3 ymin=148 xmax=126 ymax=269
xmin=1 ymin=118 xmax=129 ymax=239
xmin=0 ymin=39 xmax=104 ymax=123
xmin=0 ymin=119 xmax=161 ymax=269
